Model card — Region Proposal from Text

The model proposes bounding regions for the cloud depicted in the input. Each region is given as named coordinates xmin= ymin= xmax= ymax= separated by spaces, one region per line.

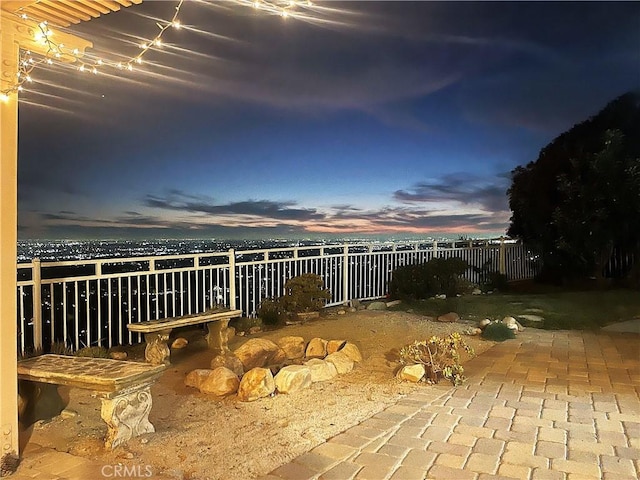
xmin=143 ymin=191 xmax=324 ymax=221
xmin=393 ymin=172 xmax=509 ymax=213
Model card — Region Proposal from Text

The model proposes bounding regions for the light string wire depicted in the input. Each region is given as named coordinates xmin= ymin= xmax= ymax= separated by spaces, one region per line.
xmin=0 ymin=0 xmax=315 ymax=102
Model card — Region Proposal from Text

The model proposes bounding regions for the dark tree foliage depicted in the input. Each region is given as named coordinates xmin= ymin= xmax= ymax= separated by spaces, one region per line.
xmin=508 ymin=91 xmax=640 ymax=283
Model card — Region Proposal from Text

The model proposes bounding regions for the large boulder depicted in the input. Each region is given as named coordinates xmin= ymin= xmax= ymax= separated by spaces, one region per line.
xmin=304 ymin=358 xmax=338 ymax=382
xmin=234 ymin=338 xmax=287 ymax=370
xmin=237 ymin=368 xmax=275 ymax=402
xmin=184 ymin=369 xmax=212 ymax=389
xmin=274 ymin=365 xmax=312 ymax=394
xmin=324 ymin=351 xmax=354 ymax=374
xmin=339 ymin=342 xmax=362 ymax=362
xmin=210 ymin=354 xmax=244 ymax=378
xmin=277 ymin=336 xmax=306 ymax=360
xmin=305 ymin=337 xmax=328 ymax=359
xmin=200 ymin=367 xmax=240 ymax=396
xmin=326 ymin=340 xmax=346 ymax=355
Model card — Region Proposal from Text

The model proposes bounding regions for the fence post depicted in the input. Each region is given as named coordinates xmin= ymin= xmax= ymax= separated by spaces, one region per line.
xmin=228 ymin=249 xmax=237 ymax=310
xmin=433 ymin=240 xmax=438 ymax=258
xmin=342 ymin=245 xmax=349 ymax=304
xmin=32 ymin=258 xmax=42 ymax=351
xmin=499 ymin=237 xmax=506 ymax=275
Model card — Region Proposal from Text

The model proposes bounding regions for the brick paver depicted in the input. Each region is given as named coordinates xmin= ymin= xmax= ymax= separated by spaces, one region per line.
xmin=261 ymin=328 xmax=640 ymax=480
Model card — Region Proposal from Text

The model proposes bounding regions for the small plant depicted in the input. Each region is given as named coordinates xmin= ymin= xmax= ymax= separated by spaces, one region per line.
xmin=75 ymin=346 xmax=110 ymax=358
xmin=257 ymin=298 xmax=284 ymax=326
xmin=481 ymin=322 xmax=516 ymax=342
xmin=399 ymin=333 xmax=475 ymax=386
xmin=279 ymin=273 xmax=331 ymax=314
xmin=473 ymin=259 xmax=509 ymax=292
xmin=390 ymin=257 xmax=470 ymax=300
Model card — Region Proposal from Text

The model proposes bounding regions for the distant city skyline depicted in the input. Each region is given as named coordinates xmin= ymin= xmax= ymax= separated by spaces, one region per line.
xmin=18 ymin=1 xmax=640 ymax=240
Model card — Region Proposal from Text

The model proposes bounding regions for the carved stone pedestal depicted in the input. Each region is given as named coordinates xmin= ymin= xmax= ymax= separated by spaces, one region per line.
xmin=100 ymin=382 xmax=155 ymax=450
xmin=143 ymin=330 xmax=171 ymax=365
xmin=206 ymin=318 xmax=231 ymax=355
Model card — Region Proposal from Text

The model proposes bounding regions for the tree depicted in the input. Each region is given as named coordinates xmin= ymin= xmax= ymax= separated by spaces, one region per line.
xmin=508 ymin=91 xmax=640 ymax=283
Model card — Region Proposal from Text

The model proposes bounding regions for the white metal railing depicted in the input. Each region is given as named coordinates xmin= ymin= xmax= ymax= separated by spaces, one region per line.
xmin=16 ymin=239 xmax=539 ymax=354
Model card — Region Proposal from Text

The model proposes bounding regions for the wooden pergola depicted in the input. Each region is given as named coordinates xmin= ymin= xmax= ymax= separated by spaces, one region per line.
xmin=0 ymin=1 xmax=141 ymax=473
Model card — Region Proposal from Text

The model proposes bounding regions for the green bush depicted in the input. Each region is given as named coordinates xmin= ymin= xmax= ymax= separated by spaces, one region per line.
xmin=390 ymin=257 xmax=470 ymax=300
xmin=399 ymin=333 xmax=475 ymax=386
xmin=279 ymin=273 xmax=331 ymax=314
xmin=257 ymin=298 xmax=284 ymax=326
xmin=75 ymin=346 xmax=110 ymax=358
xmin=481 ymin=322 xmax=516 ymax=342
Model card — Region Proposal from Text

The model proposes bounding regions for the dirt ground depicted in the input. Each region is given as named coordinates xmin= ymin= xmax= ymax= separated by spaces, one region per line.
xmin=22 ymin=309 xmax=496 ymax=480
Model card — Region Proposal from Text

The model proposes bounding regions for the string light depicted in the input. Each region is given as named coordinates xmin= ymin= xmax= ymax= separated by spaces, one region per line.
xmin=0 ymin=0 xmax=320 ymax=101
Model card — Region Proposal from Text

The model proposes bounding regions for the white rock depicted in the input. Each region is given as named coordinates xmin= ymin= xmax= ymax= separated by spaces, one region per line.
xmin=171 ymin=337 xmax=188 ymax=349
xmin=305 ymin=337 xmax=328 ymax=359
xmin=397 ymin=364 xmax=425 ymax=383
xmin=435 ymin=294 xmax=447 ymax=299
xmin=304 ymin=358 xmax=338 ymax=382
xmin=184 ymin=369 xmax=212 ymax=389
xmin=200 ymin=367 xmax=240 ymax=396
xmin=385 ymin=299 xmax=402 ymax=307
xmin=237 ymin=368 xmax=275 ymax=402
xmin=274 ymin=365 xmax=312 ymax=394
xmin=502 ymin=316 xmax=517 ymax=326
xmin=109 ymin=351 xmax=128 ymax=360
xmin=339 ymin=342 xmax=362 ymax=363
xmin=324 ymin=351 xmax=354 ymax=374
xmin=472 ymin=288 xmax=482 ymax=295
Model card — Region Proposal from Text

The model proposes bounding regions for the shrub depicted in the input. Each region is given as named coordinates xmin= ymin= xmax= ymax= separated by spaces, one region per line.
xmin=257 ymin=298 xmax=284 ymax=326
xmin=481 ymin=322 xmax=516 ymax=342
xmin=390 ymin=257 xmax=470 ymax=300
xmin=399 ymin=333 xmax=475 ymax=386
xmin=279 ymin=273 xmax=331 ymax=314
xmin=473 ymin=259 xmax=508 ymax=292
xmin=75 ymin=346 xmax=110 ymax=358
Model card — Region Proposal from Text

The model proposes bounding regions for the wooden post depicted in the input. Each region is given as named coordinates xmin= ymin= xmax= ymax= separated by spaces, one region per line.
xmin=0 ymin=11 xmax=19 ymax=472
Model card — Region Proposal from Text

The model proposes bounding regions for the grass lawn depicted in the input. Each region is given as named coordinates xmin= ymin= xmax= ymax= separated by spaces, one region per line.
xmin=391 ymin=288 xmax=640 ymax=330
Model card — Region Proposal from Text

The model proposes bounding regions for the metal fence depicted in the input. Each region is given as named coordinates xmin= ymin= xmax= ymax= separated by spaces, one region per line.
xmin=16 ymin=238 xmax=539 ymax=354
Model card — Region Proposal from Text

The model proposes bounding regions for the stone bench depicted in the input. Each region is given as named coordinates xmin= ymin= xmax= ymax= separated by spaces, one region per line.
xmin=127 ymin=308 xmax=243 ymax=365
xmin=18 ymin=355 xmax=165 ymax=449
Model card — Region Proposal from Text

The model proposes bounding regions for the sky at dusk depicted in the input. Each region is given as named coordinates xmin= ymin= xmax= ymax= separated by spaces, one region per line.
xmin=17 ymin=1 xmax=640 ymax=240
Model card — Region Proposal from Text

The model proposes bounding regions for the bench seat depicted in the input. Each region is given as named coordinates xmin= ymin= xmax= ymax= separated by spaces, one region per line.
xmin=18 ymin=355 xmax=165 ymax=449
xmin=127 ymin=308 xmax=242 ymax=365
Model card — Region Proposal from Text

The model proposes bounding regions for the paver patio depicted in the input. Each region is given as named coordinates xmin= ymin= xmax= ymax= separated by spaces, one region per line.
xmin=9 ymin=328 xmax=640 ymax=480
xmin=262 ymin=328 xmax=640 ymax=480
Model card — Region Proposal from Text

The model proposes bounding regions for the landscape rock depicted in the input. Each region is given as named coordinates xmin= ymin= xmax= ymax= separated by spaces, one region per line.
xmin=339 ymin=342 xmax=362 ymax=362
xmin=385 ymin=299 xmax=402 ymax=308
xmin=327 ymin=340 xmax=346 ymax=355
xmin=171 ymin=337 xmax=188 ymax=349
xmin=397 ymin=364 xmax=425 ymax=383
xmin=435 ymin=294 xmax=447 ymax=300
xmin=304 ymin=358 xmax=338 ymax=382
xmin=367 ymin=301 xmax=387 ymax=311
xmin=234 ymin=338 xmax=287 ymax=370
xmin=200 ymin=367 xmax=240 ymax=396
xmin=276 ymin=336 xmax=306 ymax=360
xmin=248 ymin=326 xmax=262 ymax=335
xmin=109 ymin=351 xmax=127 ymax=360
xmin=518 ymin=314 xmax=543 ymax=324
xmin=305 ymin=337 xmax=328 ymax=359
xmin=502 ymin=316 xmax=517 ymax=326
xmin=60 ymin=408 xmax=78 ymax=419
xmin=437 ymin=312 xmax=460 ymax=323
xmin=237 ymin=368 xmax=275 ymax=402
xmin=478 ymin=319 xmax=492 ymax=329
xmin=472 ymin=288 xmax=482 ymax=295
xmin=325 ymin=351 xmax=354 ymax=374
xmin=463 ymin=327 xmax=482 ymax=336
xmin=185 ymin=369 xmax=212 ymax=389
xmin=349 ymin=299 xmax=361 ymax=309
xmin=210 ymin=354 xmax=245 ymax=377
xmin=274 ymin=365 xmax=312 ymax=394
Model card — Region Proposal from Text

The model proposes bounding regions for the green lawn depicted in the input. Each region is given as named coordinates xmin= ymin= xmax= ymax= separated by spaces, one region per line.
xmin=391 ymin=289 xmax=640 ymax=330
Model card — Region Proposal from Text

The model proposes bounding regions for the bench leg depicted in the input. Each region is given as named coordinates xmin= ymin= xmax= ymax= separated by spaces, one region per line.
xmin=206 ymin=319 xmax=231 ymax=355
xmin=100 ymin=383 xmax=155 ymax=450
xmin=144 ymin=330 xmax=171 ymax=365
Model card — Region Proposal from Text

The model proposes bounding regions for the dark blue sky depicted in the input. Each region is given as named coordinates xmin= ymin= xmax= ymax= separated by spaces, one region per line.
xmin=17 ymin=1 xmax=640 ymax=240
